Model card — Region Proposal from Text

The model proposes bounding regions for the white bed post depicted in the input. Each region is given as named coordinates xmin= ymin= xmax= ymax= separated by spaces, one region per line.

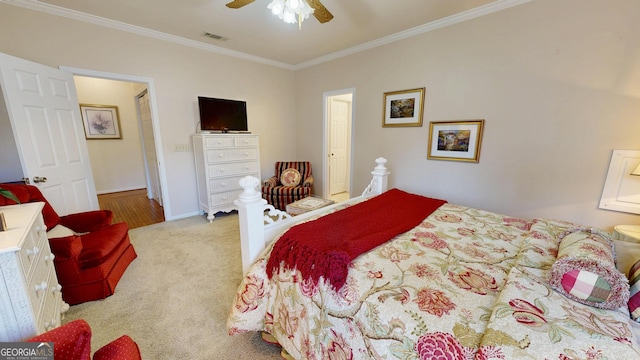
xmin=362 ymin=157 xmax=390 ymax=197
xmin=234 ymin=176 xmax=267 ymax=274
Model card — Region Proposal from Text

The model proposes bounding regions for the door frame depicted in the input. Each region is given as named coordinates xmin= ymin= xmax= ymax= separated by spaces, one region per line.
xmin=322 ymin=88 xmax=355 ymax=199
xmin=59 ymin=66 xmax=170 ymax=221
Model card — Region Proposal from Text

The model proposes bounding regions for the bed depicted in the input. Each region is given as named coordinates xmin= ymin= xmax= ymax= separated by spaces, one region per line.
xmin=227 ymin=158 xmax=640 ymax=359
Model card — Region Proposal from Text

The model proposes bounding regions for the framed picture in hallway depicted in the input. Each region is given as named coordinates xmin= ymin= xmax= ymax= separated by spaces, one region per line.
xmin=427 ymin=120 xmax=485 ymax=162
xmin=80 ymin=104 xmax=122 ymax=139
xmin=382 ymin=87 xmax=425 ymax=127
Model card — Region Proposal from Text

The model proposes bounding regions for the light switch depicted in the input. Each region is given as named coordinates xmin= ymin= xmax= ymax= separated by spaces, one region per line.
xmin=175 ymin=144 xmax=190 ymax=152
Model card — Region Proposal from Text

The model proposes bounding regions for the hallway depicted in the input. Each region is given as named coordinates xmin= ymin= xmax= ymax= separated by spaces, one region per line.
xmin=98 ymin=189 xmax=164 ymax=229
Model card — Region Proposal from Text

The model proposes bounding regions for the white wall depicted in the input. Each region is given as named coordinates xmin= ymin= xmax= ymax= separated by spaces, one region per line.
xmin=0 ymin=4 xmax=296 ymax=220
xmin=294 ymin=0 xmax=640 ymax=230
xmin=74 ymin=77 xmax=147 ymax=194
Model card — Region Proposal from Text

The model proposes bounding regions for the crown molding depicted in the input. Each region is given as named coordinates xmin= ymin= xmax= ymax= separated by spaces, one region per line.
xmin=1 ymin=0 xmax=530 ymax=71
xmin=0 ymin=0 xmax=296 ymax=70
xmin=293 ymin=0 xmax=531 ymax=70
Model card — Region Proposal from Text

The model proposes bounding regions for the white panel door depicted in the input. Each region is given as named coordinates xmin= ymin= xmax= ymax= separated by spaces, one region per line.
xmin=137 ymin=90 xmax=162 ymax=206
xmin=329 ymin=99 xmax=349 ymax=195
xmin=0 ymin=52 xmax=98 ymax=215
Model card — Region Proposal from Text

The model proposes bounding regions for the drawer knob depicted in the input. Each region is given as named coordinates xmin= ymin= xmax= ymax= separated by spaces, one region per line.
xmin=221 ymin=183 xmax=226 ymax=188
xmin=219 ymin=154 xmax=224 ymax=158
xmin=244 ymin=152 xmax=249 ymax=157
xmin=44 ymin=253 xmax=55 ymax=264
xmin=51 ymin=284 xmax=62 ymax=294
xmin=45 ymin=320 xmax=57 ymax=331
xmin=35 ymin=281 xmax=48 ymax=294
xmin=26 ymin=246 xmax=40 ymax=258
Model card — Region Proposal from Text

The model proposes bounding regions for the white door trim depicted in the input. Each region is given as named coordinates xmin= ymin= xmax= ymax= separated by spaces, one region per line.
xmin=59 ymin=66 xmax=170 ymax=221
xmin=322 ymin=88 xmax=355 ymax=199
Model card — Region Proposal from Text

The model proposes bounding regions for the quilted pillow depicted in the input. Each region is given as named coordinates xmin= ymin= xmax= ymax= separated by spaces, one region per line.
xmin=549 ymin=228 xmax=629 ymax=309
xmin=280 ymin=168 xmax=301 ymax=187
xmin=629 ymin=259 xmax=640 ymax=321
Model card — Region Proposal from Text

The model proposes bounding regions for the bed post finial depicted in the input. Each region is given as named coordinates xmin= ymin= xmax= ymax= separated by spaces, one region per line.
xmin=235 ymin=176 xmax=268 ymax=274
xmin=374 ymin=157 xmax=387 ymax=171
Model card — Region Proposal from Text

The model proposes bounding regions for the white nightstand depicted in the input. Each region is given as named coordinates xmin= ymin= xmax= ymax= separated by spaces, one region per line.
xmin=612 ymin=225 xmax=640 ymax=274
xmin=613 ymin=225 xmax=640 ymax=243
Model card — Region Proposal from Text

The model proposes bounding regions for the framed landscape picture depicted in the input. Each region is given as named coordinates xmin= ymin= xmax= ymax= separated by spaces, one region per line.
xmin=382 ymin=87 xmax=425 ymax=127
xmin=80 ymin=104 xmax=122 ymax=139
xmin=427 ymin=120 xmax=485 ymax=162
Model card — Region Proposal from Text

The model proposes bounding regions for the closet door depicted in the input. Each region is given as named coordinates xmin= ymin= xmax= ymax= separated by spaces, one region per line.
xmin=137 ymin=90 xmax=162 ymax=206
xmin=0 ymin=52 xmax=98 ymax=214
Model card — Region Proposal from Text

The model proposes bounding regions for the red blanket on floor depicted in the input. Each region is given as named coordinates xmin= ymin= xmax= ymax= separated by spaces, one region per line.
xmin=266 ymin=188 xmax=447 ymax=290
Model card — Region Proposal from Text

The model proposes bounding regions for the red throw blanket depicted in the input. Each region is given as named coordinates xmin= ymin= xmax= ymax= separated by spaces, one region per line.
xmin=266 ymin=188 xmax=447 ymax=290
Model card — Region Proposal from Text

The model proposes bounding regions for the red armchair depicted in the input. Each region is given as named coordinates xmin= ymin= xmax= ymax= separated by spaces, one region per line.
xmin=261 ymin=161 xmax=314 ymax=211
xmin=0 ymin=183 xmax=137 ymax=305
xmin=27 ymin=319 xmax=142 ymax=360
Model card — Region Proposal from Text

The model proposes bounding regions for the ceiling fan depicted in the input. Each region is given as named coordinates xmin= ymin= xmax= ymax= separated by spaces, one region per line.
xmin=226 ymin=0 xmax=334 ymax=24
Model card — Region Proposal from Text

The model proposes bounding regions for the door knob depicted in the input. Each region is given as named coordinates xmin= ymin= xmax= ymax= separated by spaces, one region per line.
xmin=33 ymin=176 xmax=47 ymax=183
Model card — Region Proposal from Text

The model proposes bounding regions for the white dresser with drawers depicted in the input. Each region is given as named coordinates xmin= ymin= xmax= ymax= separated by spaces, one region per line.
xmin=192 ymin=134 xmax=260 ymax=222
xmin=0 ymin=202 xmax=67 ymax=341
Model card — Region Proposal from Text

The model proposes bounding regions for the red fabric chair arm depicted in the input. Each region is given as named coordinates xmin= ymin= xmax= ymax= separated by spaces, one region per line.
xmin=59 ymin=210 xmax=113 ymax=233
xmin=93 ymin=335 xmax=142 ymax=360
xmin=48 ymin=235 xmax=83 ymax=258
xmin=27 ymin=319 xmax=92 ymax=360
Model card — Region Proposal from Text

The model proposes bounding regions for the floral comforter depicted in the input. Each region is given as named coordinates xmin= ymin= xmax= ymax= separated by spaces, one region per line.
xmin=227 ymin=203 xmax=640 ymax=359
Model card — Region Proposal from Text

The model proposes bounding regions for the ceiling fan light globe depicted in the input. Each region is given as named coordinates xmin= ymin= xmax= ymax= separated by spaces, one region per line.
xmin=283 ymin=9 xmax=296 ymax=23
xmin=299 ymin=2 xmax=313 ymax=19
xmin=267 ymin=0 xmax=284 ymax=14
xmin=266 ymin=0 xmax=320 ymax=27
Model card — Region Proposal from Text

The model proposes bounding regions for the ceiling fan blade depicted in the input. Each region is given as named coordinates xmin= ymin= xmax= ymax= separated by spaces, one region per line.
xmin=225 ymin=0 xmax=256 ymax=9
xmin=307 ymin=0 xmax=334 ymax=23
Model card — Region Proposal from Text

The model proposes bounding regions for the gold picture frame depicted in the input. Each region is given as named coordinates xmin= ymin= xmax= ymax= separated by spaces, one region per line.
xmin=382 ymin=87 xmax=425 ymax=127
xmin=427 ymin=120 xmax=485 ymax=163
xmin=80 ymin=104 xmax=122 ymax=139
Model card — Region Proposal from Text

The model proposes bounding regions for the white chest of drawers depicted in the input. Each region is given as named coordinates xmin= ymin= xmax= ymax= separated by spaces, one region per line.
xmin=0 ymin=202 xmax=67 ymax=341
xmin=193 ymin=134 xmax=261 ymax=221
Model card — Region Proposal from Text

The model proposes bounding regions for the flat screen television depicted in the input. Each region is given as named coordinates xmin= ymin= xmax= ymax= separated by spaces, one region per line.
xmin=198 ymin=96 xmax=248 ymax=132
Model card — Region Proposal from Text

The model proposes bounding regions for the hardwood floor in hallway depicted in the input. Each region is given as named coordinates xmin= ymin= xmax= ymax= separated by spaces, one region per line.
xmin=97 ymin=189 xmax=164 ymax=229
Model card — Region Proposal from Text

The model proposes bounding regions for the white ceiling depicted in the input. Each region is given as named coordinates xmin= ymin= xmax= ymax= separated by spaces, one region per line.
xmin=6 ymin=0 xmax=529 ymax=68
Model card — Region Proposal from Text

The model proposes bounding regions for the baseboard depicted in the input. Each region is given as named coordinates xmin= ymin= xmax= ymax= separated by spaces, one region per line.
xmin=166 ymin=211 xmax=201 ymax=222
xmin=96 ymin=186 xmax=146 ymax=195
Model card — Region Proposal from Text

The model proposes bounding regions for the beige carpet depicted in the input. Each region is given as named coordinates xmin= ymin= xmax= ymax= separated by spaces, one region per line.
xmin=63 ymin=212 xmax=281 ymax=359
